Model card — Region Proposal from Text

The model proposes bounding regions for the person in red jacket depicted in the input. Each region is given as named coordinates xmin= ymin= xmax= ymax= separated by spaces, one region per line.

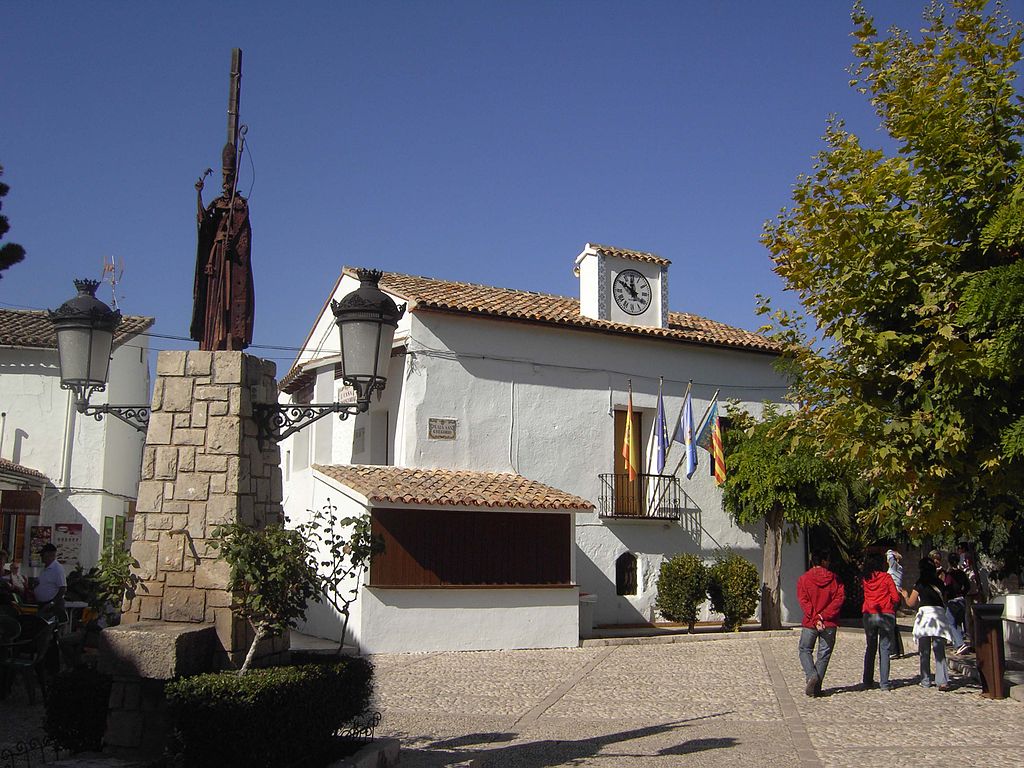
xmin=797 ymin=550 xmax=846 ymax=696
xmin=861 ymin=551 xmax=900 ymax=691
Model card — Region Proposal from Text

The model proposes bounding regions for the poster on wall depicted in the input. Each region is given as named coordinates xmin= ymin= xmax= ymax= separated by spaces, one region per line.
xmin=53 ymin=523 xmax=83 ymax=570
xmin=29 ymin=526 xmax=51 ymax=567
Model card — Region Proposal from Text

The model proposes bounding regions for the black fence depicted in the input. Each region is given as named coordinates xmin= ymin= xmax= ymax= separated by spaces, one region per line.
xmin=598 ymin=473 xmax=683 ymax=519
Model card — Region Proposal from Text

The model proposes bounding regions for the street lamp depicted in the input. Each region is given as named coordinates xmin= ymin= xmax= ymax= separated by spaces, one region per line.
xmin=49 ymin=279 xmax=151 ymax=432
xmin=252 ymin=268 xmax=406 ymax=441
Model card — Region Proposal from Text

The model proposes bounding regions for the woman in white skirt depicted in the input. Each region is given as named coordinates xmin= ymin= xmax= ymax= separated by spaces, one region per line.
xmin=902 ymin=557 xmax=956 ymax=691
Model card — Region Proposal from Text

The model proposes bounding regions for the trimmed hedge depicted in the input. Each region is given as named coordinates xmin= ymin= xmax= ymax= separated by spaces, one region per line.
xmin=44 ymin=666 xmax=113 ymax=753
xmin=165 ymin=658 xmax=373 ymax=768
xmin=655 ymin=553 xmax=709 ymax=630
xmin=707 ymin=550 xmax=760 ymax=631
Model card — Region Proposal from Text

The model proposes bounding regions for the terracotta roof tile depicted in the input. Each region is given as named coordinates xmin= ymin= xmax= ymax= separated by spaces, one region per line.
xmin=0 ymin=458 xmax=49 ymax=483
xmin=376 ymin=270 xmax=777 ymax=352
xmin=281 ymin=268 xmax=778 ymax=392
xmin=587 ymin=242 xmax=672 ymax=267
xmin=313 ymin=464 xmax=593 ymax=511
xmin=0 ymin=309 xmax=155 ymax=350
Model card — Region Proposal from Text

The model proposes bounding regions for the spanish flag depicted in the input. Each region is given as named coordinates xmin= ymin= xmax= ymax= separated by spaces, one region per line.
xmin=622 ymin=382 xmax=640 ymax=481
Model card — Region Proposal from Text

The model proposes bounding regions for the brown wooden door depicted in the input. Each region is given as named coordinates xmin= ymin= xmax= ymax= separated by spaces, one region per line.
xmin=613 ymin=409 xmax=643 ymax=515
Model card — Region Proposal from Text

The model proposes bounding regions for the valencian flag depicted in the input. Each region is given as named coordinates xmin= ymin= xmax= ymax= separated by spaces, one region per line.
xmin=695 ymin=398 xmax=727 ymax=485
xmin=672 ymin=383 xmax=698 ymax=479
xmin=655 ymin=378 xmax=669 ymax=474
xmin=622 ymin=381 xmax=640 ymax=481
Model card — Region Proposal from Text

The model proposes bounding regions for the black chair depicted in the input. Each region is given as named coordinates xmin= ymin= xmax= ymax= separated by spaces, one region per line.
xmin=0 ymin=614 xmax=53 ymax=703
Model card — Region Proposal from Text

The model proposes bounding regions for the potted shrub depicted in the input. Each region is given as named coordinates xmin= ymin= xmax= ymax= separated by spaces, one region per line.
xmin=707 ymin=550 xmax=760 ymax=631
xmin=655 ymin=553 xmax=709 ymax=631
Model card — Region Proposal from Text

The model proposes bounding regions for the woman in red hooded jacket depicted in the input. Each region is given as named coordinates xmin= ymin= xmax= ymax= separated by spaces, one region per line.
xmin=862 ymin=551 xmax=900 ymax=691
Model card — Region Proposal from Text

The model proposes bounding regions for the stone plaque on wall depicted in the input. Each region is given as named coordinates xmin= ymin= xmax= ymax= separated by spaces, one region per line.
xmin=428 ymin=418 xmax=457 ymax=440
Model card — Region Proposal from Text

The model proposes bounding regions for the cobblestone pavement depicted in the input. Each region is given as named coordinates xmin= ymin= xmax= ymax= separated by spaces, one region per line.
xmin=369 ymin=628 xmax=1022 ymax=768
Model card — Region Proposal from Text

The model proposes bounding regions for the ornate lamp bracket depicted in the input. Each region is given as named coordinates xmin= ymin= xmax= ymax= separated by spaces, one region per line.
xmin=252 ymin=401 xmax=369 ymax=443
xmin=78 ymin=402 xmax=151 ymax=433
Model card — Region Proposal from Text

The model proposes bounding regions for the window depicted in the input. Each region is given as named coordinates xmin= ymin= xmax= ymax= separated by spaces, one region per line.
xmin=369 ymin=508 xmax=571 ymax=587
xmin=612 ymin=408 xmax=644 ymax=515
xmin=616 ymin=552 xmax=638 ymax=596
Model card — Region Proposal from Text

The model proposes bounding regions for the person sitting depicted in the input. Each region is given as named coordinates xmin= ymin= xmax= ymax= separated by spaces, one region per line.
xmin=8 ymin=561 xmax=28 ymax=600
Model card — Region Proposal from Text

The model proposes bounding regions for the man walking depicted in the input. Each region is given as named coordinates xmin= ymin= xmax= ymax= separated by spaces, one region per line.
xmin=797 ymin=550 xmax=845 ymax=697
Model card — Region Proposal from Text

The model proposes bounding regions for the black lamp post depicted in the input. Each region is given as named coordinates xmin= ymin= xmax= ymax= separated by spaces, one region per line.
xmin=49 ymin=279 xmax=151 ymax=432
xmin=253 ymin=268 xmax=406 ymax=441
xmin=51 ymin=270 xmax=404 ymax=441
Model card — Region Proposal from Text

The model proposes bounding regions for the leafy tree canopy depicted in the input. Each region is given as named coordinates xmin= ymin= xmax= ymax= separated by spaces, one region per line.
xmin=760 ymin=0 xmax=1024 ymax=544
xmin=0 ymin=164 xmax=27 ymax=279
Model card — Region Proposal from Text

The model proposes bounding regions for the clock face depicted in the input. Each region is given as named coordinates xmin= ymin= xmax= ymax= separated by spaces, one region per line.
xmin=612 ymin=269 xmax=652 ymax=315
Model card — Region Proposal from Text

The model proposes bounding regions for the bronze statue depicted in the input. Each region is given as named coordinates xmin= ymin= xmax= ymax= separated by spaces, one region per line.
xmin=191 ymin=48 xmax=254 ymax=351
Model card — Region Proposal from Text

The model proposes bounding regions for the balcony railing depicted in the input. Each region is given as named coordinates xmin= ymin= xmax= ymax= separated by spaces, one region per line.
xmin=598 ymin=473 xmax=683 ymax=519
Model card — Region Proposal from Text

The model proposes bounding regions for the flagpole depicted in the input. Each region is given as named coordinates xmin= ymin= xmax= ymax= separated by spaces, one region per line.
xmin=663 ymin=380 xmax=692 ymax=468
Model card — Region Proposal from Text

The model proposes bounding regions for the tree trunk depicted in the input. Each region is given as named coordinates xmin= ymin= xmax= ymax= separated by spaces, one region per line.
xmin=761 ymin=505 xmax=784 ymax=630
xmin=239 ymin=622 xmax=266 ymax=675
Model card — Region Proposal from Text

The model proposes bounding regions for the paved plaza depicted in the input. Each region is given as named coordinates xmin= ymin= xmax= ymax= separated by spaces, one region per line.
xmin=1 ymin=627 xmax=1020 ymax=767
xmin=369 ymin=628 xmax=1022 ymax=768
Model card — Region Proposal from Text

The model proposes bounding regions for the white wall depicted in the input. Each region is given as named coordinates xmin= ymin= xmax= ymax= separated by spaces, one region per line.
xmin=282 ymin=467 xmax=579 ymax=653
xmin=0 ymin=335 xmax=148 ymax=572
xmin=360 ymin=587 xmax=579 ymax=654
xmin=395 ymin=311 xmax=803 ymax=627
xmin=280 ymin=277 xmax=805 ymax=646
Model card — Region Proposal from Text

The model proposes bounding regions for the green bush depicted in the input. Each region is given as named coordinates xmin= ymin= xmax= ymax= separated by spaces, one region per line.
xmin=655 ymin=553 xmax=709 ymax=630
xmin=165 ymin=658 xmax=373 ymax=768
xmin=707 ymin=550 xmax=760 ymax=631
xmin=44 ymin=666 xmax=112 ymax=753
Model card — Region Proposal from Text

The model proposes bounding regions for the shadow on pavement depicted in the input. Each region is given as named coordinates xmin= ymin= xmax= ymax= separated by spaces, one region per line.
xmin=400 ymin=712 xmax=736 ymax=767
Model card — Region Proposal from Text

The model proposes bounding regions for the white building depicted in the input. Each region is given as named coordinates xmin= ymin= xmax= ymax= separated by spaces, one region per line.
xmin=280 ymin=244 xmax=803 ymax=653
xmin=0 ymin=307 xmax=153 ymax=575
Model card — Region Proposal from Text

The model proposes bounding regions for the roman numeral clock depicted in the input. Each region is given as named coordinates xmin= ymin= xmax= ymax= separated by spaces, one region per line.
xmin=612 ymin=269 xmax=652 ymax=315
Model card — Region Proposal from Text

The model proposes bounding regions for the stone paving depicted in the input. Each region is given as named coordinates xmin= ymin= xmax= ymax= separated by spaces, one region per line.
xmin=2 ymin=627 xmax=1020 ymax=767
xmin=369 ymin=628 xmax=1023 ymax=768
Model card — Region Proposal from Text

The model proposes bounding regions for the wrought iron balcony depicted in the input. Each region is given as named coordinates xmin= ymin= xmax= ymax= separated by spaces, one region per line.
xmin=598 ymin=473 xmax=683 ymax=519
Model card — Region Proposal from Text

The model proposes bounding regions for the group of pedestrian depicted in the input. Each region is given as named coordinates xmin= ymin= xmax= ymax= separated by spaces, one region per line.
xmin=797 ymin=544 xmax=985 ymax=696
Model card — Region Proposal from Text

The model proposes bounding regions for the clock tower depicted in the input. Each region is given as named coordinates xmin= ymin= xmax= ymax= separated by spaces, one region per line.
xmin=574 ymin=243 xmax=669 ymax=328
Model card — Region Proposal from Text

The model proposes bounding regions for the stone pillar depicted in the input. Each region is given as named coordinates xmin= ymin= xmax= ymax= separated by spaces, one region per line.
xmin=121 ymin=350 xmax=286 ymax=666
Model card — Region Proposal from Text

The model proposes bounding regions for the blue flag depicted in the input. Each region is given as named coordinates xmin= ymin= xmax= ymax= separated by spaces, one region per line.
xmin=672 ymin=386 xmax=698 ymax=479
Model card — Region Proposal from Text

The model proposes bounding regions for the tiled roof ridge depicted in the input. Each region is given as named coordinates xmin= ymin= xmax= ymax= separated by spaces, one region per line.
xmin=586 ymin=242 xmax=671 ymax=266
xmin=343 ymin=266 xmax=577 ymax=303
xmin=279 ymin=268 xmax=778 ymax=393
xmin=312 ymin=463 xmax=593 ymax=511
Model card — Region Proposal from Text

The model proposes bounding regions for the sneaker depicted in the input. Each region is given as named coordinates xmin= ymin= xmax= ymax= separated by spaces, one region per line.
xmin=805 ymin=675 xmax=819 ymax=696
xmin=938 ymin=684 xmax=954 ymax=692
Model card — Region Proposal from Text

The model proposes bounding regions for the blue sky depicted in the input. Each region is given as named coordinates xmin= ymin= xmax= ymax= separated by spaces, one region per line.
xmin=2 ymin=1 xmax=954 ymax=370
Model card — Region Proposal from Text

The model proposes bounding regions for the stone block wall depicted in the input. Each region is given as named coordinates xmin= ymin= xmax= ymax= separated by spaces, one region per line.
xmin=121 ymin=350 xmax=287 ymax=667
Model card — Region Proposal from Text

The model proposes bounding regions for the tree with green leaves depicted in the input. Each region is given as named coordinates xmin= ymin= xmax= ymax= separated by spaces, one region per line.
xmin=210 ymin=522 xmax=321 ymax=674
xmin=760 ymin=0 xmax=1024 ymax=554
xmin=0 ymin=164 xmax=26 ymax=280
xmin=721 ymin=405 xmax=859 ymax=629
xmin=294 ymin=500 xmax=383 ymax=654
